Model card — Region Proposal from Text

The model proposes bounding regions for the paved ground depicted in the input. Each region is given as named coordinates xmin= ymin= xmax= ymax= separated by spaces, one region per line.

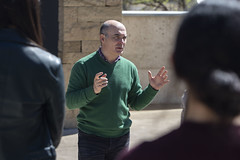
xmin=56 ymin=105 xmax=182 ymax=160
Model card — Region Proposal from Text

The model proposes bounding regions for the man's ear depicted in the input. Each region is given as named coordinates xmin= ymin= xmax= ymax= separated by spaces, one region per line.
xmin=100 ymin=34 xmax=105 ymax=43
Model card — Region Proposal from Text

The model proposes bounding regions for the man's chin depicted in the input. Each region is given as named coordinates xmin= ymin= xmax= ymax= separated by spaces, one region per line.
xmin=116 ymin=49 xmax=124 ymax=55
xmin=117 ymin=52 xmax=123 ymax=56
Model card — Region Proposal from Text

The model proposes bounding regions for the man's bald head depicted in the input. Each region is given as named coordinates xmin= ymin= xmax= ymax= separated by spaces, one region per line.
xmin=100 ymin=20 xmax=126 ymax=36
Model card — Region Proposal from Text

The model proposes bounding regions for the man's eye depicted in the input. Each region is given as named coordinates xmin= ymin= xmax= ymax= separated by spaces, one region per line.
xmin=113 ymin=36 xmax=119 ymax=40
xmin=112 ymin=36 xmax=127 ymax=41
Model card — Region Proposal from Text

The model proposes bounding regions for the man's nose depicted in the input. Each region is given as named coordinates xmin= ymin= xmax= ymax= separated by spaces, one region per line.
xmin=118 ymin=38 xmax=126 ymax=43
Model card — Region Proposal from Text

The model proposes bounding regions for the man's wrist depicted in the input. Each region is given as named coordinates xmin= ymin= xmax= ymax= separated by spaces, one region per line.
xmin=149 ymin=84 xmax=159 ymax=91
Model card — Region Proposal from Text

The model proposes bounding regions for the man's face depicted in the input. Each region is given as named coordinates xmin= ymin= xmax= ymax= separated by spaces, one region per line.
xmin=101 ymin=25 xmax=127 ymax=56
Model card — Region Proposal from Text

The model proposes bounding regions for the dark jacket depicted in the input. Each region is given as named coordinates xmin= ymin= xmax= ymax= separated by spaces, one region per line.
xmin=117 ymin=121 xmax=240 ymax=160
xmin=0 ymin=29 xmax=65 ymax=160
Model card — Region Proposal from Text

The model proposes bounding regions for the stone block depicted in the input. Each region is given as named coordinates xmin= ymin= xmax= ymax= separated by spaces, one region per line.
xmin=122 ymin=15 xmax=180 ymax=69
xmin=59 ymin=24 xmax=64 ymax=42
xmin=63 ymin=7 xmax=78 ymax=32
xmin=100 ymin=16 xmax=123 ymax=24
xmin=62 ymin=52 xmax=82 ymax=64
xmin=64 ymin=0 xmax=105 ymax=7
xmin=105 ymin=0 xmax=122 ymax=6
xmin=82 ymin=40 xmax=100 ymax=53
xmin=58 ymin=51 xmax=63 ymax=61
xmin=123 ymin=52 xmax=171 ymax=70
xmin=77 ymin=6 xmax=122 ymax=22
xmin=62 ymin=52 xmax=90 ymax=64
xmin=58 ymin=6 xmax=64 ymax=22
xmin=63 ymin=41 xmax=82 ymax=53
xmin=58 ymin=41 xmax=64 ymax=57
xmin=58 ymin=40 xmax=63 ymax=53
xmin=63 ymin=63 xmax=74 ymax=90
xmin=64 ymin=22 xmax=100 ymax=41
xmin=58 ymin=0 xmax=64 ymax=6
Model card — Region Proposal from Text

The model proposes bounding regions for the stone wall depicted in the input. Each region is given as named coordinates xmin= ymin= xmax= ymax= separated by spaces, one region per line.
xmin=122 ymin=11 xmax=186 ymax=106
xmin=59 ymin=1 xmax=186 ymax=128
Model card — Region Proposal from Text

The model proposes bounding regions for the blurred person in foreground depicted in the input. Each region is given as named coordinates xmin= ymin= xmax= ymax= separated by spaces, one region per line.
xmin=66 ymin=19 xmax=169 ymax=160
xmin=117 ymin=0 xmax=240 ymax=159
xmin=0 ymin=0 xmax=65 ymax=159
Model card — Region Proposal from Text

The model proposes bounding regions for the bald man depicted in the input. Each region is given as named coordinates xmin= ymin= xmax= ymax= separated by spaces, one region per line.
xmin=66 ymin=20 xmax=169 ymax=160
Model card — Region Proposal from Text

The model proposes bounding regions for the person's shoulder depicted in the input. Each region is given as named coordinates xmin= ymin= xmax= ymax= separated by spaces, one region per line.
xmin=14 ymin=44 xmax=61 ymax=70
xmin=118 ymin=129 xmax=183 ymax=160
xmin=76 ymin=51 xmax=97 ymax=64
xmin=136 ymin=127 xmax=185 ymax=152
xmin=28 ymin=46 xmax=61 ymax=67
xmin=120 ymin=56 xmax=133 ymax=63
xmin=71 ymin=51 xmax=97 ymax=71
xmin=20 ymin=46 xmax=63 ymax=83
xmin=120 ymin=56 xmax=137 ymax=68
xmin=117 ymin=140 xmax=163 ymax=160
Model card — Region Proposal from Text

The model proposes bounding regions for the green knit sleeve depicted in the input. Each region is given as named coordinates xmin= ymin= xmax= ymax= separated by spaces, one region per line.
xmin=66 ymin=62 xmax=98 ymax=109
xmin=127 ymin=66 xmax=158 ymax=111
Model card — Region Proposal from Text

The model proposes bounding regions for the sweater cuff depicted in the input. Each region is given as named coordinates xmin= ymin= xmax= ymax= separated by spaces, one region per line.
xmin=145 ymin=84 xmax=159 ymax=97
xmin=149 ymin=84 xmax=159 ymax=91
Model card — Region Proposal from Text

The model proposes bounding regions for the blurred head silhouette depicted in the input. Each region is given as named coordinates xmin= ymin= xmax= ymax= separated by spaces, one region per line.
xmin=173 ymin=0 xmax=240 ymax=121
xmin=0 ymin=0 xmax=42 ymax=45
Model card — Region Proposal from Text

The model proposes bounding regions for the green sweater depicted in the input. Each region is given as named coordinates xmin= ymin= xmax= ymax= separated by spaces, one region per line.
xmin=66 ymin=51 xmax=158 ymax=137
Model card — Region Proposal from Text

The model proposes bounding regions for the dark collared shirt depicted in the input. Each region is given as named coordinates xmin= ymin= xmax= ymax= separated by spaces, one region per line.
xmin=98 ymin=47 xmax=121 ymax=63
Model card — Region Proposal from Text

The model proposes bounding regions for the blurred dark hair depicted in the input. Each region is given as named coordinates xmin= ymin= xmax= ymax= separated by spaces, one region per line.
xmin=173 ymin=0 xmax=240 ymax=118
xmin=100 ymin=23 xmax=109 ymax=36
xmin=0 ymin=0 xmax=43 ymax=45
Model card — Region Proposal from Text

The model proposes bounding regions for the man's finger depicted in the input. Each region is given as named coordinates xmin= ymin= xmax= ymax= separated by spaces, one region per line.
xmin=101 ymin=73 xmax=107 ymax=78
xmin=95 ymin=72 xmax=103 ymax=80
xmin=157 ymin=66 xmax=165 ymax=76
xmin=148 ymin=70 xmax=152 ymax=80
xmin=163 ymin=75 xmax=168 ymax=80
xmin=161 ymin=70 xmax=168 ymax=77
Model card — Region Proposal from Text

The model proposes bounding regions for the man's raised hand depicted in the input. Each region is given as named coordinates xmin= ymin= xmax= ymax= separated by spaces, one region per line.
xmin=93 ymin=72 xmax=108 ymax=94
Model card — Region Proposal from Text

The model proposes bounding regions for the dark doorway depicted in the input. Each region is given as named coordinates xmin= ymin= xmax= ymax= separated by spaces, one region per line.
xmin=40 ymin=0 xmax=58 ymax=56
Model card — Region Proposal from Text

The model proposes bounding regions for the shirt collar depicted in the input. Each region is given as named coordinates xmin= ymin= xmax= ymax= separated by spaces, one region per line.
xmin=98 ymin=47 xmax=121 ymax=63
